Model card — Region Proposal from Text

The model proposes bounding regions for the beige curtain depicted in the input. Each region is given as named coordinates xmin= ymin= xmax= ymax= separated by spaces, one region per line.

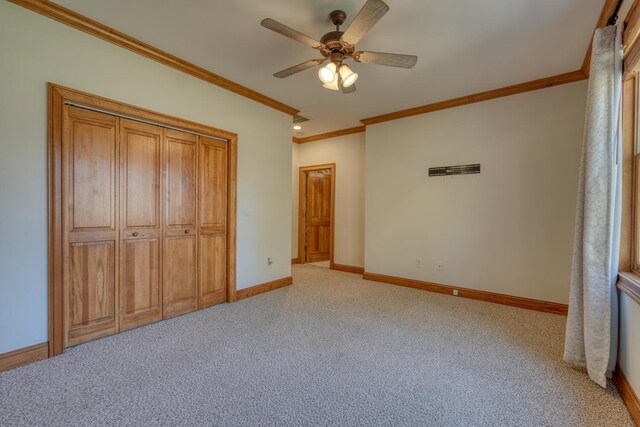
xmin=564 ymin=24 xmax=622 ymax=388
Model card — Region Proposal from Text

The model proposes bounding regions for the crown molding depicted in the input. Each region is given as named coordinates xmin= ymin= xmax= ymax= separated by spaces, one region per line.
xmin=292 ymin=125 xmax=366 ymax=144
xmin=350 ymin=0 xmax=615 ymax=127
xmin=298 ymin=0 xmax=614 ymax=135
xmin=360 ymin=70 xmax=586 ymax=126
xmin=8 ymin=0 xmax=299 ymax=116
xmin=308 ymin=0 xmax=616 ymax=137
xmin=296 ymin=67 xmax=586 ymax=141
xmin=12 ymin=0 xmax=617 ymax=131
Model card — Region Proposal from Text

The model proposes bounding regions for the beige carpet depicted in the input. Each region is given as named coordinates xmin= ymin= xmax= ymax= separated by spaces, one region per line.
xmin=0 ymin=264 xmax=633 ymax=426
xmin=307 ymin=260 xmax=330 ymax=268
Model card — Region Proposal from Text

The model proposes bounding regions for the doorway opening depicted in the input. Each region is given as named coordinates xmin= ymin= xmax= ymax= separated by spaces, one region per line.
xmin=297 ymin=164 xmax=335 ymax=268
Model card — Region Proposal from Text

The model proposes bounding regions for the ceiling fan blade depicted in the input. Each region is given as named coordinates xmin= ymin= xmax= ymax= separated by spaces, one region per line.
xmin=354 ymin=51 xmax=418 ymax=68
xmin=274 ymin=59 xmax=325 ymax=78
xmin=341 ymin=0 xmax=389 ymax=46
xmin=261 ymin=18 xmax=325 ymax=49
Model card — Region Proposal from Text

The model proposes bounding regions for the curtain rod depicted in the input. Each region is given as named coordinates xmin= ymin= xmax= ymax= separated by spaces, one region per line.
xmin=607 ymin=0 xmax=625 ymax=26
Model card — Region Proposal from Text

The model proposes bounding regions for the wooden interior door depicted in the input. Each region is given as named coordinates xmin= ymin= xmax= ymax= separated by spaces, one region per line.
xmin=163 ymin=129 xmax=198 ymax=318
xmin=63 ymin=106 xmax=119 ymax=346
xmin=119 ymin=119 xmax=163 ymax=331
xmin=198 ymin=136 xmax=228 ymax=308
xmin=306 ymin=171 xmax=332 ymax=262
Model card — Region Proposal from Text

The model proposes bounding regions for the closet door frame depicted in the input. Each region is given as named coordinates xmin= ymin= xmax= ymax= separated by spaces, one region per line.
xmin=48 ymin=83 xmax=238 ymax=357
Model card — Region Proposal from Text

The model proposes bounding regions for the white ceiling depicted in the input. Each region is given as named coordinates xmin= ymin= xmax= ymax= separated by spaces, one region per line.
xmin=54 ymin=0 xmax=607 ymax=136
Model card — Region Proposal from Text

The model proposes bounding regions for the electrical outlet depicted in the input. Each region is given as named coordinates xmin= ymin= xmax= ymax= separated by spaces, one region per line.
xmin=453 ymin=289 xmax=459 ymax=296
xmin=267 ymin=257 xmax=273 ymax=268
xmin=416 ymin=257 xmax=423 ymax=269
xmin=436 ymin=261 xmax=444 ymax=271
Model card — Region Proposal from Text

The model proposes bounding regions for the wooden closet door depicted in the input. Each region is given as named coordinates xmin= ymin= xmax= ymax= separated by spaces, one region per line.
xmin=306 ymin=171 xmax=332 ymax=262
xmin=198 ymin=136 xmax=227 ymax=308
xmin=163 ymin=129 xmax=198 ymax=318
xmin=63 ymin=106 xmax=119 ymax=346
xmin=119 ymin=119 xmax=163 ymax=330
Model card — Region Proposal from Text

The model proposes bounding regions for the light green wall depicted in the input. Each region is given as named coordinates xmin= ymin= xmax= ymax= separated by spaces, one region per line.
xmin=364 ymin=81 xmax=588 ymax=303
xmin=0 ymin=2 xmax=292 ymax=353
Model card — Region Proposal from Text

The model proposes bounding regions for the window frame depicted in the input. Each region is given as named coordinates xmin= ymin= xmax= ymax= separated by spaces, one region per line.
xmin=619 ymin=4 xmax=640 ymax=304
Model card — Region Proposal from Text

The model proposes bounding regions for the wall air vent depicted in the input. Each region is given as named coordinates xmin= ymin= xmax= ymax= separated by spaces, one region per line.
xmin=293 ymin=114 xmax=310 ymax=124
xmin=429 ymin=164 xmax=480 ymax=177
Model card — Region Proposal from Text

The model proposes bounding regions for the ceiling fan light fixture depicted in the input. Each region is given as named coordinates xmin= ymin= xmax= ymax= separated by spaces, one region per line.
xmin=339 ymin=64 xmax=358 ymax=88
xmin=322 ymin=75 xmax=340 ymax=90
xmin=263 ymin=2 xmax=417 ymax=96
xmin=318 ymin=62 xmax=337 ymax=84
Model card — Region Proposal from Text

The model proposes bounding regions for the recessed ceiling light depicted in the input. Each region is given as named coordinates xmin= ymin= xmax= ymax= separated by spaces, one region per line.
xmin=293 ymin=125 xmax=302 ymax=130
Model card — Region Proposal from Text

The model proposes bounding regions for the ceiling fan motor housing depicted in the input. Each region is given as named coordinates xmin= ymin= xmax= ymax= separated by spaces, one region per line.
xmin=329 ymin=10 xmax=347 ymax=27
xmin=320 ymin=10 xmax=355 ymax=60
xmin=320 ymin=31 xmax=349 ymax=51
xmin=320 ymin=35 xmax=355 ymax=60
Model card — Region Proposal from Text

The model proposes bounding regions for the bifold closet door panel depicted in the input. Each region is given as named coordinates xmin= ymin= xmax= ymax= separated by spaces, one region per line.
xmin=198 ymin=136 xmax=228 ymax=308
xmin=63 ymin=106 xmax=119 ymax=346
xmin=163 ymin=129 xmax=198 ymax=318
xmin=119 ymin=119 xmax=163 ymax=331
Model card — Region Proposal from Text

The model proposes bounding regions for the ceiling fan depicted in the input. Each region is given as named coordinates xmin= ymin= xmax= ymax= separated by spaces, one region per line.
xmin=261 ymin=0 xmax=418 ymax=94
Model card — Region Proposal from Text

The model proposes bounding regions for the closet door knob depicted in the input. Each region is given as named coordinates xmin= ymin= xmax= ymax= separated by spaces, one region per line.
xmin=132 ymin=232 xmax=139 ymax=237
xmin=184 ymin=229 xmax=190 ymax=234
